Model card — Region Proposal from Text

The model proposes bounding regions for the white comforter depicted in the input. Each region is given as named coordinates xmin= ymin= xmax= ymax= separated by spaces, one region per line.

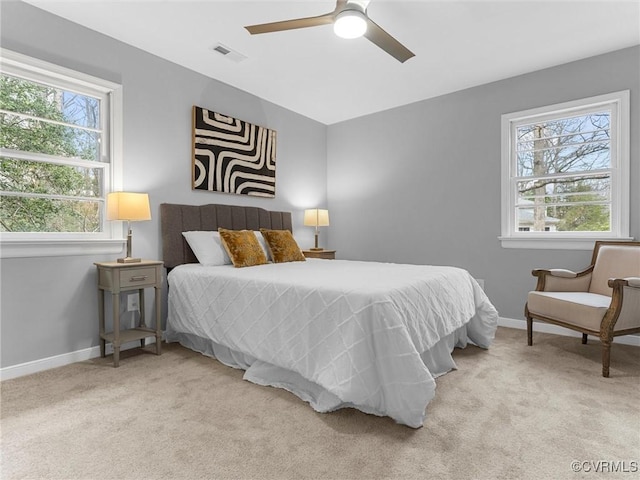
xmin=166 ymin=259 xmax=498 ymax=427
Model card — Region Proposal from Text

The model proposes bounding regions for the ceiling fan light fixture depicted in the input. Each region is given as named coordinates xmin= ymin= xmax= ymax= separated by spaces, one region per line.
xmin=333 ymin=10 xmax=367 ymax=39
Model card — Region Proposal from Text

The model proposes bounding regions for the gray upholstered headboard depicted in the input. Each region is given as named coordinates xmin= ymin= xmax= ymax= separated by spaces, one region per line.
xmin=160 ymin=203 xmax=293 ymax=269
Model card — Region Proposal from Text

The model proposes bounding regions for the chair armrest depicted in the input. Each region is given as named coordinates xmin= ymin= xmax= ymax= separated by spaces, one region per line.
xmin=626 ymin=277 xmax=640 ymax=288
xmin=602 ymin=277 xmax=640 ymax=333
xmin=531 ymin=266 xmax=593 ymax=292
xmin=549 ymin=269 xmax=578 ymax=278
xmin=608 ymin=277 xmax=640 ymax=288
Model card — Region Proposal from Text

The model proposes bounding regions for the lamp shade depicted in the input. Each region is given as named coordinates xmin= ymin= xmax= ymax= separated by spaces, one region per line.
xmin=107 ymin=192 xmax=151 ymax=221
xmin=304 ymin=209 xmax=330 ymax=227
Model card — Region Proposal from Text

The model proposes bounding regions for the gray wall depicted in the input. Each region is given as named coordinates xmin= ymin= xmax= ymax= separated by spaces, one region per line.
xmin=0 ymin=1 xmax=327 ymax=368
xmin=327 ymin=46 xmax=639 ymax=321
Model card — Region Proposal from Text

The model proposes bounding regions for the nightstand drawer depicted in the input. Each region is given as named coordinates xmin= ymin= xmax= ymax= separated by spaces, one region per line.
xmin=119 ymin=267 xmax=157 ymax=287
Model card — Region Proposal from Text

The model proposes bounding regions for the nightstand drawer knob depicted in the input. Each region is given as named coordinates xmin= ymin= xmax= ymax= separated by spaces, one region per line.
xmin=129 ymin=275 xmax=148 ymax=282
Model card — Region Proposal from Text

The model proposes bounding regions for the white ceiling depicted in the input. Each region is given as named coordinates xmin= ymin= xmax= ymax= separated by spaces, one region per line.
xmin=23 ymin=0 xmax=640 ymax=125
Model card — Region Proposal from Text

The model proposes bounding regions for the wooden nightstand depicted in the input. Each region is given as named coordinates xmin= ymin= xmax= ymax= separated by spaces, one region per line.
xmin=302 ymin=249 xmax=336 ymax=260
xmin=94 ymin=260 xmax=163 ymax=367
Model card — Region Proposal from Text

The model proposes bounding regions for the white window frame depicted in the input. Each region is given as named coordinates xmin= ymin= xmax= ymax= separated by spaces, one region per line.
xmin=499 ymin=91 xmax=631 ymax=250
xmin=0 ymin=49 xmax=123 ymax=258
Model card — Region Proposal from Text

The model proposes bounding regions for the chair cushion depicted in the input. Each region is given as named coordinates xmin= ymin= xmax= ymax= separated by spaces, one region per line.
xmin=527 ymin=291 xmax=611 ymax=332
xmin=590 ymin=244 xmax=640 ymax=296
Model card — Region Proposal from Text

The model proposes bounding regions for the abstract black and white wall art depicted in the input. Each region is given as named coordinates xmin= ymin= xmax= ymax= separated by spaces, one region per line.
xmin=192 ymin=106 xmax=277 ymax=197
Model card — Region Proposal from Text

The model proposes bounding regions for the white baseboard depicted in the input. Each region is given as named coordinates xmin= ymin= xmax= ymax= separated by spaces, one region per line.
xmin=499 ymin=317 xmax=640 ymax=347
xmin=0 ymin=338 xmax=156 ymax=381
xmin=3 ymin=320 xmax=638 ymax=381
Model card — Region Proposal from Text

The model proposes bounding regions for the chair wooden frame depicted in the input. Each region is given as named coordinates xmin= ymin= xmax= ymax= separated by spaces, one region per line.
xmin=524 ymin=241 xmax=640 ymax=377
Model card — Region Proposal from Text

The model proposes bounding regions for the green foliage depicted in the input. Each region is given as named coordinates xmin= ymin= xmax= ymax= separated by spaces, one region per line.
xmin=0 ymin=75 xmax=101 ymax=232
xmin=554 ymin=183 xmax=610 ymax=232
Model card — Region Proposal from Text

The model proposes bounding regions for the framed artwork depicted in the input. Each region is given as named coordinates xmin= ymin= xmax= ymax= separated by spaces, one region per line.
xmin=192 ymin=106 xmax=277 ymax=197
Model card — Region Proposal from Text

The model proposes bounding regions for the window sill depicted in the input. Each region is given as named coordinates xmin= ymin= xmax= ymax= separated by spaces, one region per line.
xmin=499 ymin=236 xmax=635 ymax=250
xmin=0 ymin=238 xmax=125 ymax=259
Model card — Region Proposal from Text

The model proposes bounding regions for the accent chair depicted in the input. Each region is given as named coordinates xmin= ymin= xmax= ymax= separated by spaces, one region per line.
xmin=525 ymin=241 xmax=640 ymax=377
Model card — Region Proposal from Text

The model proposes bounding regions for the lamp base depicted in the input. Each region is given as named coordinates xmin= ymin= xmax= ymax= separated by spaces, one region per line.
xmin=309 ymin=247 xmax=324 ymax=251
xmin=117 ymin=228 xmax=141 ymax=263
xmin=117 ymin=257 xmax=142 ymax=263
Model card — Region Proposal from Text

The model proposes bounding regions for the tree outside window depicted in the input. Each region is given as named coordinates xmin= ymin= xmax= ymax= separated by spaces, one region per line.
xmin=0 ymin=73 xmax=105 ymax=233
xmin=515 ymin=111 xmax=611 ymax=233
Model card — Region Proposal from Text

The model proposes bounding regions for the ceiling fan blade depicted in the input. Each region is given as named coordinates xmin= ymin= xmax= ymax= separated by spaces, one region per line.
xmin=245 ymin=12 xmax=335 ymax=35
xmin=363 ymin=17 xmax=415 ymax=63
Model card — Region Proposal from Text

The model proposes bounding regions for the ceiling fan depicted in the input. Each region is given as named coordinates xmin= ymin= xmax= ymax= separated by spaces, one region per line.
xmin=244 ymin=0 xmax=415 ymax=63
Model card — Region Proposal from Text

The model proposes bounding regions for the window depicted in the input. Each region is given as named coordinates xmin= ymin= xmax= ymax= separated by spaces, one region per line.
xmin=0 ymin=49 xmax=123 ymax=257
xmin=500 ymin=91 xmax=630 ymax=249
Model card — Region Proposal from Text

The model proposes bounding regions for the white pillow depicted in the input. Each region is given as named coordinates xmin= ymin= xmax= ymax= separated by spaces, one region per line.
xmin=182 ymin=231 xmax=231 ymax=266
xmin=254 ymin=231 xmax=272 ymax=261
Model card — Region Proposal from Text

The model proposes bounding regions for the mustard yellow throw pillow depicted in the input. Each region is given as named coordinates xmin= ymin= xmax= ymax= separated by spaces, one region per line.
xmin=218 ymin=228 xmax=268 ymax=268
xmin=260 ymin=229 xmax=306 ymax=263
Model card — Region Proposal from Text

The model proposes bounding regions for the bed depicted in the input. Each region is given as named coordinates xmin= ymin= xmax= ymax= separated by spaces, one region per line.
xmin=161 ymin=203 xmax=499 ymax=428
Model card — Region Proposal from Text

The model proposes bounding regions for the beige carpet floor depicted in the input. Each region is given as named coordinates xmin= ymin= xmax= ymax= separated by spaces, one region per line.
xmin=1 ymin=327 xmax=639 ymax=480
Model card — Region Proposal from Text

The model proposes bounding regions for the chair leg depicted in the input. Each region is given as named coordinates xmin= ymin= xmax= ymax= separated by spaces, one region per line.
xmin=582 ymin=333 xmax=588 ymax=344
xmin=526 ymin=315 xmax=533 ymax=346
xmin=601 ymin=339 xmax=611 ymax=378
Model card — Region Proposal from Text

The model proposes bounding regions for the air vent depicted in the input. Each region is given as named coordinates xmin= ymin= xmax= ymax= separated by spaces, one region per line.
xmin=213 ymin=45 xmax=230 ymax=55
xmin=211 ymin=43 xmax=247 ymax=63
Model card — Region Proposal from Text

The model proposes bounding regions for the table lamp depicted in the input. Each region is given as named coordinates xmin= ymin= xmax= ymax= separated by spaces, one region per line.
xmin=303 ymin=208 xmax=329 ymax=251
xmin=107 ymin=192 xmax=151 ymax=263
